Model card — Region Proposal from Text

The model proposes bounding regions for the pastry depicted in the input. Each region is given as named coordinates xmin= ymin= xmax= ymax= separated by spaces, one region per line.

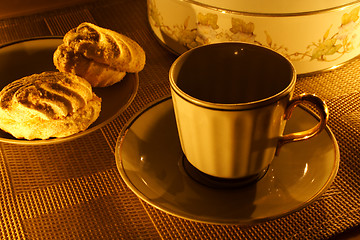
xmin=0 ymin=71 xmax=101 ymax=140
xmin=53 ymin=22 xmax=146 ymax=87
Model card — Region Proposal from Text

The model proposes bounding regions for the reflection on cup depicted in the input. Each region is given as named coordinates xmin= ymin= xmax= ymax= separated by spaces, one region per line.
xmin=169 ymin=42 xmax=328 ymax=181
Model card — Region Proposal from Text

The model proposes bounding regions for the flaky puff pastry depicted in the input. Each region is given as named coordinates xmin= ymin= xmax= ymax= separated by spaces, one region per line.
xmin=53 ymin=22 xmax=145 ymax=87
xmin=0 ymin=72 xmax=101 ymax=140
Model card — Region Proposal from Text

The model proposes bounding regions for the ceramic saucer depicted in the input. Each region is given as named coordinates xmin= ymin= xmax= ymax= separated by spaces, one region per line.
xmin=115 ymin=97 xmax=339 ymax=225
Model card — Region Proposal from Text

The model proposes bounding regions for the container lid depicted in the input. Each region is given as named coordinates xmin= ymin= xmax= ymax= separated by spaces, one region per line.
xmin=188 ymin=0 xmax=359 ymax=15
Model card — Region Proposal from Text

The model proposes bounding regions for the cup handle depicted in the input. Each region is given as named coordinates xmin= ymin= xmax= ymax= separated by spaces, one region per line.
xmin=276 ymin=93 xmax=329 ymax=155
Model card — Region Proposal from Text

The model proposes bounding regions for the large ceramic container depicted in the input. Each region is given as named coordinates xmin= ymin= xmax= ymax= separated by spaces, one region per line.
xmin=147 ymin=0 xmax=360 ymax=75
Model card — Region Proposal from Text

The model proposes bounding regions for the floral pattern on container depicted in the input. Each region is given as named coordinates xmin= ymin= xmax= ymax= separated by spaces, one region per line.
xmin=310 ymin=7 xmax=360 ymax=61
xmin=148 ymin=0 xmax=360 ymax=62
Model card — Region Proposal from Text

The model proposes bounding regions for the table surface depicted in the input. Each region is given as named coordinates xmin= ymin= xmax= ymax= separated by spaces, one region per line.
xmin=1 ymin=0 xmax=360 ymax=239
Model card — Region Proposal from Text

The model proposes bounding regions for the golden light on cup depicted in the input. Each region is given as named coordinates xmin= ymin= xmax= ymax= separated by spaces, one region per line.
xmin=169 ymin=42 xmax=329 ymax=181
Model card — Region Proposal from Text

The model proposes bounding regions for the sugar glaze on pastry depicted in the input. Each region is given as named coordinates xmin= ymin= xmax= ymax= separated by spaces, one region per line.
xmin=54 ymin=22 xmax=146 ymax=87
xmin=0 ymin=71 xmax=101 ymax=140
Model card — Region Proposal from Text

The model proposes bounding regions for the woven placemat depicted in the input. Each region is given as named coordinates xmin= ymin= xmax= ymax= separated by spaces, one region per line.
xmin=0 ymin=0 xmax=359 ymax=239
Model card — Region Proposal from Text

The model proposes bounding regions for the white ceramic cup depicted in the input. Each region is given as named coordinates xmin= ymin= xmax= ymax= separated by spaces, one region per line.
xmin=169 ymin=42 xmax=328 ymax=180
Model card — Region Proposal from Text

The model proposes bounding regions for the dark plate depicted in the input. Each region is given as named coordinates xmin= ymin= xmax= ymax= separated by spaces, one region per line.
xmin=0 ymin=37 xmax=138 ymax=144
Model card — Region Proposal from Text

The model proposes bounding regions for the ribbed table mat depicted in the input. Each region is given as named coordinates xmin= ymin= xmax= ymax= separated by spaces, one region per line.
xmin=0 ymin=0 xmax=359 ymax=239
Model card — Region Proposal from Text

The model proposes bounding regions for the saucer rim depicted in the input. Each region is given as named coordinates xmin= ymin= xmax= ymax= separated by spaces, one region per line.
xmin=116 ymin=96 xmax=340 ymax=225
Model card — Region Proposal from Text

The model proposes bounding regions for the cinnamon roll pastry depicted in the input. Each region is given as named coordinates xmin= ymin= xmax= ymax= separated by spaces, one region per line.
xmin=0 ymin=71 xmax=101 ymax=140
xmin=53 ymin=22 xmax=146 ymax=87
